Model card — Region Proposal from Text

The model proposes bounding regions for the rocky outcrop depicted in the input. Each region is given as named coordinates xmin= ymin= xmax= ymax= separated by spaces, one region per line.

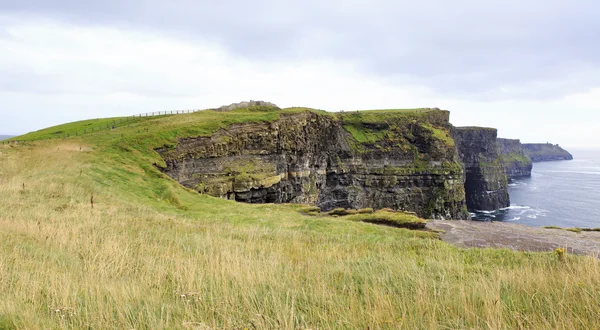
xmin=215 ymin=100 xmax=279 ymax=112
xmin=497 ymin=138 xmax=533 ymax=181
xmin=156 ymin=109 xmax=470 ymax=219
xmin=452 ymin=127 xmax=510 ymax=211
xmin=523 ymin=143 xmax=573 ymax=162
xmin=428 ymin=220 xmax=600 ymax=255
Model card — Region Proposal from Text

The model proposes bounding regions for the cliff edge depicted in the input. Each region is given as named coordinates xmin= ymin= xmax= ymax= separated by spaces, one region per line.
xmin=156 ymin=106 xmax=513 ymax=219
xmin=157 ymin=107 xmax=473 ymax=219
xmin=452 ymin=127 xmax=510 ymax=211
xmin=497 ymin=138 xmax=533 ymax=180
xmin=523 ymin=143 xmax=573 ymax=162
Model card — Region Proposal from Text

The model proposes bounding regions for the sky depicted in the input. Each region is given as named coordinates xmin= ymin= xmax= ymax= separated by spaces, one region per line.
xmin=1 ymin=0 xmax=599 ymax=147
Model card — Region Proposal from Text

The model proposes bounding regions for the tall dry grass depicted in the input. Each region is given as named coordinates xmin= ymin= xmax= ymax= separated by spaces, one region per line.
xmin=1 ymin=142 xmax=599 ymax=329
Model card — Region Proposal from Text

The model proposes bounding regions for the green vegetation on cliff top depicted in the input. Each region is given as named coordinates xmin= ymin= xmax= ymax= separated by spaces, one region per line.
xmin=501 ymin=152 xmax=533 ymax=167
xmin=1 ymin=106 xmax=599 ymax=329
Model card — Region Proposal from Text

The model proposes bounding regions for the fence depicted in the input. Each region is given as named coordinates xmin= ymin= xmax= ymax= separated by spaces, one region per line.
xmin=130 ymin=109 xmax=202 ymax=117
xmin=1 ymin=109 xmax=205 ymax=144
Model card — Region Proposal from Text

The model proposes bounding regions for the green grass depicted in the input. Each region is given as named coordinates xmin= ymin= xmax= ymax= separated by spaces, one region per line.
xmin=337 ymin=108 xmax=431 ymax=144
xmin=501 ymin=152 xmax=532 ymax=167
xmin=420 ymin=122 xmax=455 ymax=147
xmin=344 ymin=210 xmax=427 ymax=230
xmin=543 ymin=225 xmax=563 ymax=230
xmin=1 ymin=107 xmax=600 ymax=329
xmin=336 ymin=108 xmax=455 ymax=159
xmin=544 ymin=226 xmax=600 ymax=233
xmin=6 ymin=116 xmax=155 ymax=142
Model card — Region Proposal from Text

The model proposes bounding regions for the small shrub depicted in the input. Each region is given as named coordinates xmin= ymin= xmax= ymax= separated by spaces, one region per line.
xmin=566 ymin=228 xmax=581 ymax=233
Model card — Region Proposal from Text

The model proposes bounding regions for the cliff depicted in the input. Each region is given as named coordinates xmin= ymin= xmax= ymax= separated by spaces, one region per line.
xmin=523 ymin=143 xmax=573 ymax=162
xmin=497 ymin=138 xmax=533 ymax=180
xmin=451 ymin=127 xmax=510 ymax=211
xmin=157 ymin=107 xmax=470 ymax=219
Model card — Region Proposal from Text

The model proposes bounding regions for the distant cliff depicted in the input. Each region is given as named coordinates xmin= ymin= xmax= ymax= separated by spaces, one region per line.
xmin=523 ymin=143 xmax=573 ymax=162
xmin=452 ymin=127 xmax=510 ymax=211
xmin=497 ymin=138 xmax=533 ymax=180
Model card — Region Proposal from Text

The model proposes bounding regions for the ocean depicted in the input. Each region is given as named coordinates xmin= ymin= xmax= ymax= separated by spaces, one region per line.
xmin=473 ymin=149 xmax=600 ymax=228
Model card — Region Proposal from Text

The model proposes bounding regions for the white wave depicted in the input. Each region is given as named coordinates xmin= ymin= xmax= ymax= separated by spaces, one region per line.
xmin=501 ymin=205 xmax=531 ymax=210
xmin=475 ymin=210 xmax=496 ymax=214
xmin=508 ymin=181 xmax=528 ymax=187
xmin=527 ymin=215 xmax=537 ymax=219
xmin=542 ymin=170 xmax=600 ymax=175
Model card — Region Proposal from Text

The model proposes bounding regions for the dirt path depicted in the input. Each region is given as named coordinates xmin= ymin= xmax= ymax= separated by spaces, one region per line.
xmin=427 ymin=220 xmax=600 ymax=256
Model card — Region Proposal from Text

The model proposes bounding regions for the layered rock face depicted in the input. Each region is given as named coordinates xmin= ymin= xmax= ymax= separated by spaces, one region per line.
xmin=156 ymin=109 xmax=470 ymax=219
xmin=452 ymin=127 xmax=510 ymax=211
xmin=497 ymin=138 xmax=533 ymax=180
xmin=523 ymin=143 xmax=573 ymax=162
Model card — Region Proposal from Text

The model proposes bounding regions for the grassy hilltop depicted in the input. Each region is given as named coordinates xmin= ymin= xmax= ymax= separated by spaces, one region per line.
xmin=1 ymin=107 xmax=599 ymax=329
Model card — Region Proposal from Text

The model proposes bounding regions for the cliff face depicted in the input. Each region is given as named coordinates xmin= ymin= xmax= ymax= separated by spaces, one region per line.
xmin=452 ymin=127 xmax=510 ymax=211
xmin=523 ymin=143 xmax=573 ymax=162
xmin=156 ymin=109 xmax=470 ymax=219
xmin=497 ymin=138 xmax=533 ymax=180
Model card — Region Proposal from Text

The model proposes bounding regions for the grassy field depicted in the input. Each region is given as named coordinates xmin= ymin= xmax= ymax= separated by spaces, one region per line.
xmin=1 ymin=109 xmax=600 ymax=329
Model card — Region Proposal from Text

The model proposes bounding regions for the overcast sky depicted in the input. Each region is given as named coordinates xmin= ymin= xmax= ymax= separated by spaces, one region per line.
xmin=1 ymin=0 xmax=599 ymax=146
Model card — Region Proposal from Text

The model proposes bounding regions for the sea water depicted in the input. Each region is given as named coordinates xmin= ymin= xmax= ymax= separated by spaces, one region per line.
xmin=473 ymin=149 xmax=600 ymax=228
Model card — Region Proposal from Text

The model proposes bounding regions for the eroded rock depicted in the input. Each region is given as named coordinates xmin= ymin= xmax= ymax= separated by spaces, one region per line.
xmin=497 ymin=138 xmax=533 ymax=181
xmin=156 ymin=109 xmax=472 ymax=219
xmin=452 ymin=127 xmax=510 ymax=211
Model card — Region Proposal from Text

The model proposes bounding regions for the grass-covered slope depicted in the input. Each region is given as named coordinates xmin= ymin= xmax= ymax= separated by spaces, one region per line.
xmin=1 ymin=108 xmax=599 ymax=329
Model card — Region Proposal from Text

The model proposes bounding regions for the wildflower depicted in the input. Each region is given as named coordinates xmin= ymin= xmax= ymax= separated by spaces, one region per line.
xmin=554 ymin=247 xmax=566 ymax=261
xmin=53 ymin=307 xmax=76 ymax=318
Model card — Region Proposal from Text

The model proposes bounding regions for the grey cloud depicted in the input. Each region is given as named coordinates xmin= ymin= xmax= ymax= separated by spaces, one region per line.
xmin=2 ymin=0 xmax=600 ymax=99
